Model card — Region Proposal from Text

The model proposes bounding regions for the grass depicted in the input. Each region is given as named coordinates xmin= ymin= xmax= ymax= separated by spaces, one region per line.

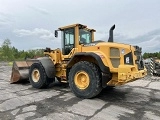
xmin=8 ymin=62 xmax=13 ymax=66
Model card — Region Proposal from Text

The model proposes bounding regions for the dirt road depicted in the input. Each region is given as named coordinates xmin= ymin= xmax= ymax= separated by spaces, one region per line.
xmin=0 ymin=64 xmax=160 ymax=120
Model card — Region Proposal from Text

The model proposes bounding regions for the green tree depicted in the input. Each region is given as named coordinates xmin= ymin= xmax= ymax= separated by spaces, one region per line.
xmin=157 ymin=52 xmax=160 ymax=59
xmin=12 ymin=46 xmax=19 ymax=59
xmin=0 ymin=39 xmax=14 ymax=61
xmin=143 ymin=52 xmax=149 ymax=59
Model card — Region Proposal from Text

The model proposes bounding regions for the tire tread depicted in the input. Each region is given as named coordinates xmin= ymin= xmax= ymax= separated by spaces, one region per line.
xmin=69 ymin=61 xmax=102 ymax=98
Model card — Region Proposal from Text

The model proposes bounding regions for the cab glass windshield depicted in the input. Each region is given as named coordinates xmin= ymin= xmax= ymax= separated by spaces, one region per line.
xmin=79 ymin=29 xmax=92 ymax=44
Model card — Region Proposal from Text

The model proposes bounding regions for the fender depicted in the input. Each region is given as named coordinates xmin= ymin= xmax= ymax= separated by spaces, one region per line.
xmin=67 ymin=52 xmax=110 ymax=73
xmin=37 ymin=57 xmax=55 ymax=79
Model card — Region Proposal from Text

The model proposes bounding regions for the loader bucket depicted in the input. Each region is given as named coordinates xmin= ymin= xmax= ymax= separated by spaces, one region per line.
xmin=10 ymin=60 xmax=34 ymax=83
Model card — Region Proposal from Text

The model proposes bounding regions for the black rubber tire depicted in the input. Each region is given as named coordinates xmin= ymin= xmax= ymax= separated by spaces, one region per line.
xmin=105 ymin=85 xmax=115 ymax=90
xmin=68 ymin=61 xmax=102 ymax=98
xmin=56 ymin=77 xmax=61 ymax=82
xmin=29 ymin=62 xmax=54 ymax=89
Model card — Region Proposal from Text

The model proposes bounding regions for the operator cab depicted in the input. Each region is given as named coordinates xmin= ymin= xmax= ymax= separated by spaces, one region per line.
xmin=55 ymin=24 xmax=95 ymax=55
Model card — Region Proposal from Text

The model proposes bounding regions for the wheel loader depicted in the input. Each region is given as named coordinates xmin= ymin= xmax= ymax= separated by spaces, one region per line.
xmin=10 ymin=23 xmax=147 ymax=98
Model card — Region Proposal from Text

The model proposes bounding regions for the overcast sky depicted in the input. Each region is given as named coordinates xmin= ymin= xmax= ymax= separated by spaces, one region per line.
xmin=0 ymin=0 xmax=160 ymax=53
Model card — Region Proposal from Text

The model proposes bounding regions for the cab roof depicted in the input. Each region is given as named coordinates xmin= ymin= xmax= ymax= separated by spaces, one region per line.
xmin=58 ymin=23 xmax=96 ymax=32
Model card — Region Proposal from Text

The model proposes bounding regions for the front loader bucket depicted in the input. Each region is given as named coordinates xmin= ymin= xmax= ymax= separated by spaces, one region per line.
xmin=10 ymin=60 xmax=34 ymax=83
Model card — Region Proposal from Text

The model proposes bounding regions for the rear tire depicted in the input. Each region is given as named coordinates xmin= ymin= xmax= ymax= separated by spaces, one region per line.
xmin=29 ymin=62 xmax=54 ymax=88
xmin=56 ymin=77 xmax=62 ymax=82
xmin=105 ymin=85 xmax=115 ymax=90
xmin=68 ymin=61 xmax=102 ymax=98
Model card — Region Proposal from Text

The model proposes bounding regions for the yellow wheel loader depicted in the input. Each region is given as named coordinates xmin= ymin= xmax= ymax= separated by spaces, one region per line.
xmin=10 ymin=23 xmax=147 ymax=98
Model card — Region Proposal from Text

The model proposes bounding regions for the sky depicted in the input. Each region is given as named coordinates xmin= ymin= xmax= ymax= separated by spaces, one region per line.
xmin=0 ymin=0 xmax=160 ymax=53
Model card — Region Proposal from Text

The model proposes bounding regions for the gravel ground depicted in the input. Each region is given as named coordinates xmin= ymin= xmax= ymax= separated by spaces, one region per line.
xmin=0 ymin=63 xmax=160 ymax=120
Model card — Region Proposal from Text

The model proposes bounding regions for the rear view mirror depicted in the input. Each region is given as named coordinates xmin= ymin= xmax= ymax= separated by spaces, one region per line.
xmin=55 ymin=30 xmax=58 ymax=37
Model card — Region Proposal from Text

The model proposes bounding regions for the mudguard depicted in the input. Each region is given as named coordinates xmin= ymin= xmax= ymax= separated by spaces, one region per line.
xmin=37 ymin=57 xmax=55 ymax=79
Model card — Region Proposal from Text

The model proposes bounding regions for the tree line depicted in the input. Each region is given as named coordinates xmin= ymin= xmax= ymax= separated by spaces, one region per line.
xmin=0 ymin=39 xmax=44 ymax=61
xmin=143 ymin=52 xmax=160 ymax=59
xmin=0 ymin=39 xmax=159 ymax=61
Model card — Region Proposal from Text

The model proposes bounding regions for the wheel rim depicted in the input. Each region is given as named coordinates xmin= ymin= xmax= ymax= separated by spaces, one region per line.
xmin=74 ymin=71 xmax=90 ymax=90
xmin=32 ymin=69 xmax=40 ymax=82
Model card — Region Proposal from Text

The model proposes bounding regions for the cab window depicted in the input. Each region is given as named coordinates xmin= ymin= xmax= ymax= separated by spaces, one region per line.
xmin=63 ymin=28 xmax=75 ymax=55
xmin=79 ymin=29 xmax=92 ymax=44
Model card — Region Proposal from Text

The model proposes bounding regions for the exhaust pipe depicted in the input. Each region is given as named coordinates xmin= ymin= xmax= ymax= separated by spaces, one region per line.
xmin=108 ymin=24 xmax=115 ymax=42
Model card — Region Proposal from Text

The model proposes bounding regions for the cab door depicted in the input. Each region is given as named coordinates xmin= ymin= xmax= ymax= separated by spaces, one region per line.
xmin=62 ymin=28 xmax=75 ymax=55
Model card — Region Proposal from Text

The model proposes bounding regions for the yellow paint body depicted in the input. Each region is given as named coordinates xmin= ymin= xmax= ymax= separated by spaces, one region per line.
xmin=43 ymin=23 xmax=147 ymax=86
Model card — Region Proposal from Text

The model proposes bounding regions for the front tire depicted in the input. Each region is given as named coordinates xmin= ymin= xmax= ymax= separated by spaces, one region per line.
xmin=29 ymin=62 xmax=54 ymax=88
xmin=68 ymin=61 xmax=102 ymax=98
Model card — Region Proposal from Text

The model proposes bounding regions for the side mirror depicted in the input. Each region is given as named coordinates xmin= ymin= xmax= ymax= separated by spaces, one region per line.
xmin=55 ymin=30 xmax=58 ymax=37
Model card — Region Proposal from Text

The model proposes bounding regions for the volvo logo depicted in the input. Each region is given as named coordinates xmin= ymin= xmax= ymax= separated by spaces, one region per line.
xmin=126 ymin=57 xmax=130 ymax=63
